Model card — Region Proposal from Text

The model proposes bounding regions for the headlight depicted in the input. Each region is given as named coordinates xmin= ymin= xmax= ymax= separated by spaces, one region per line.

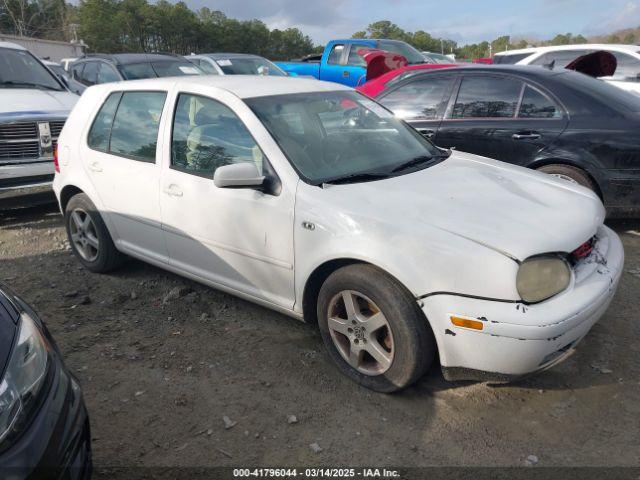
xmin=516 ymin=255 xmax=571 ymax=303
xmin=0 ymin=312 xmax=50 ymax=447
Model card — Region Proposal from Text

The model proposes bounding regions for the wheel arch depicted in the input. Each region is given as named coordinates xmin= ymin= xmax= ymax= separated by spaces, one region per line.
xmin=527 ymin=158 xmax=603 ymax=200
xmin=59 ymin=184 xmax=85 ymax=212
xmin=301 ymin=258 xmax=431 ymax=328
xmin=302 ymin=257 xmax=441 ymax=371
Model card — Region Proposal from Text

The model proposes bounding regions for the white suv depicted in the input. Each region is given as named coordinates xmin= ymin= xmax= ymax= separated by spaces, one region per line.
xmin=53 ymin=76 xmax=623 ymax=391
xmin=493 ymin=44 xmax=640 ymax=95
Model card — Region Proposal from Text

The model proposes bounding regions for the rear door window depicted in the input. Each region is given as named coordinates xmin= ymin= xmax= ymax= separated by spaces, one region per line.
xmin=451 ymin=75 xmax=522 ymax=118
xmin=108 ymin=91 xmax=167 ymax=162
xmin=71 ymin=63 xmax=85 ymax=81
xmin=97 ymin=63 xmax=120 ymax=83
xmin=518 ymin=86 xmax=561 ymax=118
xmin=81 ymin=62 xmax=99 ymax=85
xmin=380 ymin=76 xmax=453 ymax=119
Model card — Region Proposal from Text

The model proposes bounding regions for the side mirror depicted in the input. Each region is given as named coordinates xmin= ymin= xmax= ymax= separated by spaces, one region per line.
xmin=214 ymin=162 xmax=265 ymax=189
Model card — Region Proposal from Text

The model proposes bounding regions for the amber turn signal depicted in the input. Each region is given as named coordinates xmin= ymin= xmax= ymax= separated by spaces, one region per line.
xmin=450 ymin=316 xmax=484 ymax=330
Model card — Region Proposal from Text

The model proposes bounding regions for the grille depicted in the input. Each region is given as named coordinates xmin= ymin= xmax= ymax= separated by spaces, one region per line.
xmin=0 ymin=141 xmax=40 ymax=159
xmin=0 ymin=122 xmax=38 ymax=140
xmin=49 ymin=121 xmax=65 ymax=137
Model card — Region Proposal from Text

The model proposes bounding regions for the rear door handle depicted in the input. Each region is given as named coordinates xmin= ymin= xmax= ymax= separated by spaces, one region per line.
xmin=416 ymin=128 xmax=435 ymax=138
xmin=343 ymin=70 xmax=350 ymax=78
xmin=512 ymin=133 xmax=541 ymax=140
xmin=163 ymin=184 xmax=183 ymax=197
xmin=88 ymin=161 xmax=102 ymax=172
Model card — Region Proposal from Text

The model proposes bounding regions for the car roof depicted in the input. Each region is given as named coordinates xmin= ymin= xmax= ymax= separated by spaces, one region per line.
xmin=196 ymin=53 xmax=267 ymax=60
xmin=81 ymin=53 xmax=187 ymax=65
xmin=0 ymin=41 xmax=26 ymax=51
xmin=495 ymin=44 xmax=640 ymax=57
xmin=92 ymin=75 xmax=351 ymax=99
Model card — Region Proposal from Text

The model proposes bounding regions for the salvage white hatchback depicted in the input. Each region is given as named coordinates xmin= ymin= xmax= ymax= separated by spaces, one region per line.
xmin=53 ymin=76 xmax=624 ymax=392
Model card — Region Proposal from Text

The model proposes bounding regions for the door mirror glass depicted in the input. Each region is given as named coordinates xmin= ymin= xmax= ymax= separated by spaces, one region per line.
xmin=213 ymin=162 xmax=265 ymax=188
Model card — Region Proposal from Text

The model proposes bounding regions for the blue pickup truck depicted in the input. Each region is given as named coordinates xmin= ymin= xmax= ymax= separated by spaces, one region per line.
xmin=275 ymin=39 xmax=426 ymax=87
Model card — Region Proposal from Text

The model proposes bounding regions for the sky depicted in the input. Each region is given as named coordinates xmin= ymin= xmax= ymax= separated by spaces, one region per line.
xmin=180 ymin=0 xmax=640 ymax=46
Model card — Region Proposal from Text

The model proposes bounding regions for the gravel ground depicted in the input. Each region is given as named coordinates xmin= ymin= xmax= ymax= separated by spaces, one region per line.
xmin=1 ymin=204 xmax=639 ymax=471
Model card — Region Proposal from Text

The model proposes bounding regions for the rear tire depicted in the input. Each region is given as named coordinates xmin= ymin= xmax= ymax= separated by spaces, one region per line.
xmin=65 ymin=193 xmax=125 ymax=273
xmin=317 ymin=264 xmax=435 ymax=393
xmin=537 ymin=164 xmax=596 ymax=192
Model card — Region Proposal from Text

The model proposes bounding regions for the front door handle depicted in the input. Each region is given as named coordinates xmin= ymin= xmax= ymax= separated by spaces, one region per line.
xmin=89 ymin=161 xmax=102 ymax=172
xmin=343 ymin=70 xmax=350 ymax=78
xmin=163 ymin=184 xmax=183 ymax=197
xmin=512 ymin=132 xmax=541 ymax=140
xmin=416 ymin=128 xmax=435 ymax=138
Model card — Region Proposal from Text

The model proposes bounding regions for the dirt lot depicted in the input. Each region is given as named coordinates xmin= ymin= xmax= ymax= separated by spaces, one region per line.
xmin=1 ymin=204 xmax=639 ymax=471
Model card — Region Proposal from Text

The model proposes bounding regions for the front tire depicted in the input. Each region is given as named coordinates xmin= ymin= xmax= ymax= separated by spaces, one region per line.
xmin=65 ymin=193 xmax=124 ymax=273
xmin=317 ymin=264 xmax=435 ymax=393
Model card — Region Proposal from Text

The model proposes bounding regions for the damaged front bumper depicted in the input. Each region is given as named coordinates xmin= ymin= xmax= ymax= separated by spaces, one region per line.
xmin=421 ymin=225 xmax=624 ymax=382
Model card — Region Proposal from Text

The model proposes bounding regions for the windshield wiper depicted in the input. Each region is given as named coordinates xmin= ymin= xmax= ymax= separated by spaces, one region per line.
xmin=0 ymin=81 xmax=60 ymax=91
xmin=389 ymin=155 xmax=440 ymax=173
xmin=321 ymin=171 xmax=391 ymax=185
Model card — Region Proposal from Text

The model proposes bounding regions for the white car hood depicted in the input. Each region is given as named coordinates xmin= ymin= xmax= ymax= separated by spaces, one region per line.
xmin=325 ymin=151 xmax=605 ymax=261
xmin=0 ymin=89 xmax=77 ymax=120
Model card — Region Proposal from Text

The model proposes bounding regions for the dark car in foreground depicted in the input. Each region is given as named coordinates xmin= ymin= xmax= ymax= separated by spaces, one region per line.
xmin=0 ymin=285 xmax=91 ymax=478
xmin=69 ymin=52 xmax=203 ymax=92
xmin=370 ymin=64 xmax=640 ymax=217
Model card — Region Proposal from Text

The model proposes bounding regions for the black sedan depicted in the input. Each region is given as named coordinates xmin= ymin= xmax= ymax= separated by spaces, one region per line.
xmin=372 ymin=64 xmax=640 ymax=217
xmin=0 ymin=285 xmax=91 ymax=478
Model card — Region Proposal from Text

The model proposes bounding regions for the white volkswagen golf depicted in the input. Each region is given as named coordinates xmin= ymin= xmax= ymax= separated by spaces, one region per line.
xmin=53 ymin=76 xmax=623 ymax=392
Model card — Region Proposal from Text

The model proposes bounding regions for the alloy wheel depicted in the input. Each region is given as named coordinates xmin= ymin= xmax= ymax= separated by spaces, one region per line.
xmin=69 ymin=208 xmax=99 ymax=262
xmin=549 ymin=173 xmax=578 ymax=185
xmin=327 ymin=290 xmax=395 ymax=376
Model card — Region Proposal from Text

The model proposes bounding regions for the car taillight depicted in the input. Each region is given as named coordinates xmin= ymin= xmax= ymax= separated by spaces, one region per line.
xmin=53 ymin=145 xmax=60 ymax=173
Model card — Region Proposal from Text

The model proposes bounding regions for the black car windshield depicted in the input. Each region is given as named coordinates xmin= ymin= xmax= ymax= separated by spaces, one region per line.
xmin=119 ymin=60 xmax=202 ymax=80
xmin=246 ymin=91 xmax=446 ymax=184
xmin=378 ymin=41 xmax=426 ymax=65
xmin=0 ymin=47 xmax=64 ymax=91
xmin=215 ymin=56 xmax=286 ymax=76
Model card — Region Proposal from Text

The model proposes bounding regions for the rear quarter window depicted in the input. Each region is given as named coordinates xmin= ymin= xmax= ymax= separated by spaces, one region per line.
xmin=88 ymin=92 xmax=122 ymax=151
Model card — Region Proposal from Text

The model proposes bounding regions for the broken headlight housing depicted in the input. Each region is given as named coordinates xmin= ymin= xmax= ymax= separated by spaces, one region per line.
xmin=516 ymin=255 xmax=571 ymax=303
xmin=0 ymin=312 xmax=50 ymax=449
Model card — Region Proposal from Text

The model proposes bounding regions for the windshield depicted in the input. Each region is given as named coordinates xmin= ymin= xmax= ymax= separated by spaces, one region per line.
xmin=0 ymin=48 xmax=64 ymax=91
xmin=246 ymin=91 xmax=446 ymax=184
xmin=47 ymin=63 xmax=68 ymax=78
xmin=377 ymin=41 xmax=425 ymax=65
xmin=119 ymin=60 xmax=202 ymax=80
xmin=215 ymin=56 xmax=286 ymax=76
xmin=426 ymin=53 xmax=452 ymax=64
